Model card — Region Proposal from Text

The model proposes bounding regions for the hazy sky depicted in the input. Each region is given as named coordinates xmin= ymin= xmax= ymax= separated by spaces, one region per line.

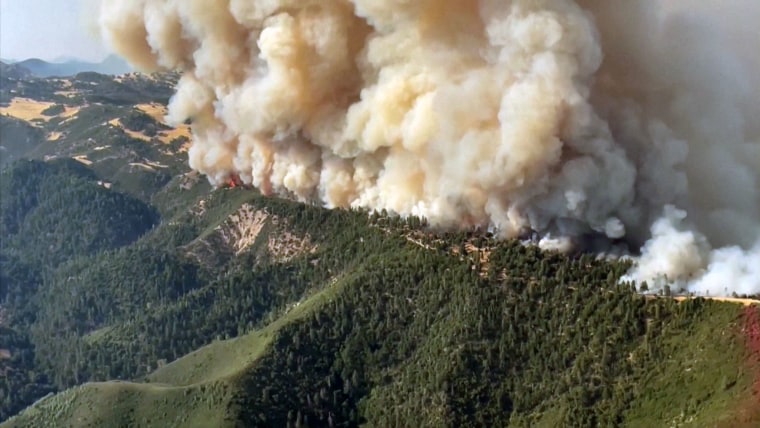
xmin=0 ymin=0 xmax=109 ymax=62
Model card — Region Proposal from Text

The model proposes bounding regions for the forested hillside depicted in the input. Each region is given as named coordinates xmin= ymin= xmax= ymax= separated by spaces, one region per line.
xmin=0 ymin=159 xmax=159 ymax=419
xmin=1 ymin=70 xmax=758 ymax=427
xmin=2 ymin=166 xmax=759 ymax=426
xmin=0 ymin=69 xmax=192 ymax=421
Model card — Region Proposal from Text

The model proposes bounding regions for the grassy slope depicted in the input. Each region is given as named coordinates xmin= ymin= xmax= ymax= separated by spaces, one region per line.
xmin=3 ymin=177 xmax=757 ymax=426
xmin=4 ymin=275 xmax=348 ymax=428
xmin=4 ymin=382 xmax=228 ymax=428
xmin=4 ymin=73 xmax=759 ymax=424
xmin=624 ymin=302 xmax=750 ymax=428
xmin=527 ymin=301 xmax=753 ymax=428
xmin=3 ymin=72 xmax=188 ymax=205
xmin=2 ymin=162 xmax=757 ymax=427
xmin=147 ymin=276 xmax=347 ymax=387
xmin=5 ymin=291 xmax=756 ymax=427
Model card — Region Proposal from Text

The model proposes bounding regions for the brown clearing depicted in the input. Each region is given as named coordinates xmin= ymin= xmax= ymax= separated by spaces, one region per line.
xmin=60 ymin=106 xmax=80 ymax=118
xmin=130 ymin=103 xmax=193 ymax=146
xmin=158 ymin=126 xmax=192 ymax=146
xmin=0 ymin=98 xmax=80 ymax=125
xmin=73 ymin=155 xmax=93 ymax=166
xmin=0 ymin=98 xmax=54 ymax=121
xmin=109 ymin=118 xmax=151 ymax=141
xmin=135 ymin=103 xmax=166 ymax=121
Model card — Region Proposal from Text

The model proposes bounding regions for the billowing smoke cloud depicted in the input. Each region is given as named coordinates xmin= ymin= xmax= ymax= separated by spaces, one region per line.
xmin=97 ymin=0 xmax=760 ymax=295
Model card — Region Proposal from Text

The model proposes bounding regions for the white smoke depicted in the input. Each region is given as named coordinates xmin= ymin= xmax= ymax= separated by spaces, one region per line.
xmin=96 ymin=0 xmax=760 ymax=295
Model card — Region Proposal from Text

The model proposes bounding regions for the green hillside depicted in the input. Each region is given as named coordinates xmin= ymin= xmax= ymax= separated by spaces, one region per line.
xmin=2 ymin=174 xmax=759 ymax=426
xmin=0 ymin=70 xmax=758 ymax=427
xmin=0 ymin=159 xmax=160 ymax=420
xmin=0 ymin=116 xmax=44 ymax=167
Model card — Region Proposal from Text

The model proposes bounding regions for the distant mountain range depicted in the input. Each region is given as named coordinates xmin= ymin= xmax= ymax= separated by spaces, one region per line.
xmin=0 ymin=62 xmax=33 ymax=80
xmin=1 ymin=55 xmax=132 ymax=78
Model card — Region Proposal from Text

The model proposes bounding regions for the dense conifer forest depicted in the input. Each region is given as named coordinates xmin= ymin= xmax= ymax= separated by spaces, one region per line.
xmin=1 ymin=70 xmax=758 ymax=427
xmin=1 ymin=158 xmax=758 ymax=427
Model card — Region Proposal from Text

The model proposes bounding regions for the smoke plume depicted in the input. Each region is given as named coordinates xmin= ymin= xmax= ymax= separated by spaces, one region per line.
xmin=97 ymin=0 xmax=760 ymax=295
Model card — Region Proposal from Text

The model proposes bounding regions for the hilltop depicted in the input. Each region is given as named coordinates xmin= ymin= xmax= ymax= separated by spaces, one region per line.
xmin=2 ymin=179 xmax=759 ymax=427
xmin=0 ymin=69 xmax=188 ymax=197
xmin=0 ymin=69 xmax=759 ymax=427
xmin=0 ymin=62 xmax=32 ymax=80
xmin=3 ymin=55 xmax=131 ymax=78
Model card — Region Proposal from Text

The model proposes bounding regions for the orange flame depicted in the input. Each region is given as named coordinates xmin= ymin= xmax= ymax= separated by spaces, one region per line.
xmin=227 ymin=173 xmax=243 ymax=189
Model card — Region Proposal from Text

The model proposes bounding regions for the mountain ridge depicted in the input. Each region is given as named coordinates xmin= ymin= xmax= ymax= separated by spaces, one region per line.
xmin=5 ymin=55 xmax=132 ymax=78
xmin=0 ymin=67 xmax=759 ymax=427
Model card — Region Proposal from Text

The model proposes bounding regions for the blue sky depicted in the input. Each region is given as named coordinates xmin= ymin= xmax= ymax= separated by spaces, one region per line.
xmin=0 ymin=0 xmax=108 ymax=62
